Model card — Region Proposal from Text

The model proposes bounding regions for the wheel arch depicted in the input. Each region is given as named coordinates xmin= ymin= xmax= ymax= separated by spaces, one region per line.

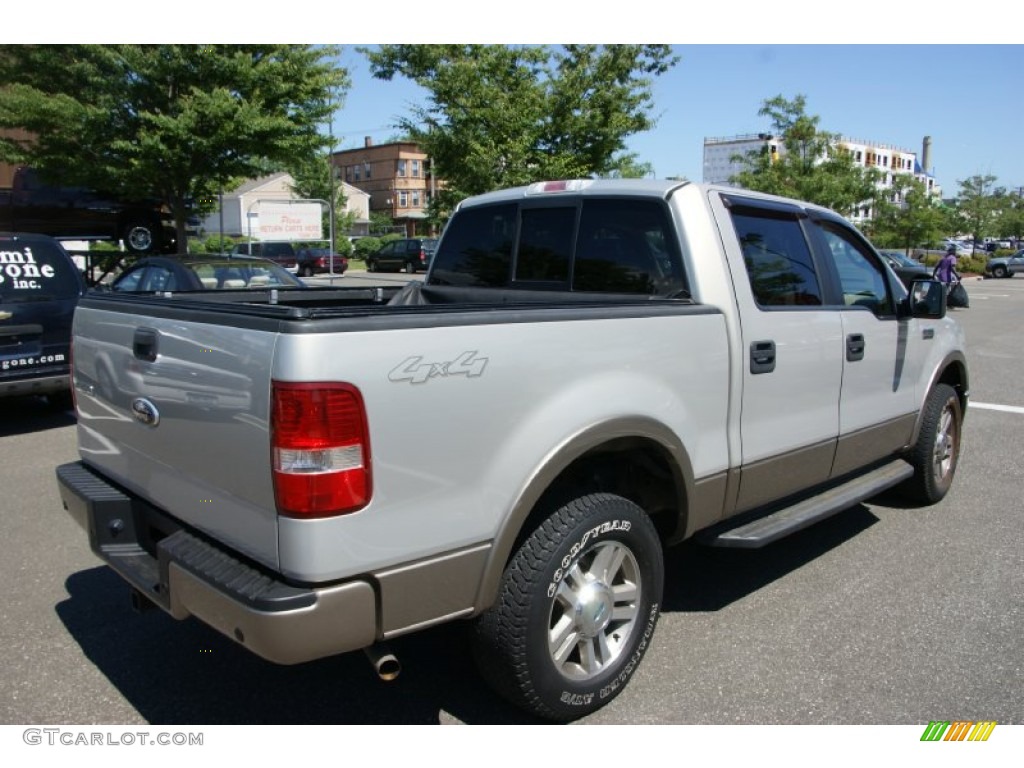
xmin=472 ymin=416 xmax=693 ymax=614
xmin=909 ymin=351 xmax=969 ymax=448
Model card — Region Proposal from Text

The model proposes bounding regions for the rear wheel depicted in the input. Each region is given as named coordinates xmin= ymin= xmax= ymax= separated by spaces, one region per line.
xmin=472 ymin=493 xmax=663 ymax=721
xmin=122 ymin=221 xmax=159 ymax=254
xmin=404 ymin=262 xmax=416 ymax=274
xmin=366 ymin=259 xmax=377 ymax=273
xmin=902 ymin=383 xmax=962 ymax=504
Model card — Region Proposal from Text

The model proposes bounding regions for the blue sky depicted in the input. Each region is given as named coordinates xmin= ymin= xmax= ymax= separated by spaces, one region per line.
xmin=333 ymin=44 xmax=1023 ymax=195
xmin=13 ymin=4 xmax=1019 ymax=195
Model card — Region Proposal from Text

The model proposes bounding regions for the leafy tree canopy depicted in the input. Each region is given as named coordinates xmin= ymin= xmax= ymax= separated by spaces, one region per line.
xmin=863 ymin=174 xmax=950 ymax=252
xmin=0 ymin=44 xmax=349 ymax=252
xmin=361 ymin=44 xmax=678 ymax=215
xmin=730 ymin=94 xmax=882 ymax=217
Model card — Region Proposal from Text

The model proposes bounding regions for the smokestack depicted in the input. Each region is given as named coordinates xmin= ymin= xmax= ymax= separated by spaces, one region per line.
xmin=922 ymin=136 xmax=932 ymax=175
xmin=365 ymin=136 xmax=373 ymax=148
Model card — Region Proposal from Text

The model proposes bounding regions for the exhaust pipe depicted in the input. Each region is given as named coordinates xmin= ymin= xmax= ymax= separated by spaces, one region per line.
xmin=364 ymin=643 xmax=401 ymax=681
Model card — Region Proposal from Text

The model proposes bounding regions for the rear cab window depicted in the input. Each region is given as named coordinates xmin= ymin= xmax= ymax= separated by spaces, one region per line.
xmin=429 ymin=197 xmax=688 ymax=297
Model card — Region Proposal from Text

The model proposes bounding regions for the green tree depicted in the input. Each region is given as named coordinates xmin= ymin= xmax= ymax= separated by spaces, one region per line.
xmin=864 ymin=175 xmax=949 ymax=253
xmin=991 ymin=187 xmax=1024 ymax=244
xmin=362 ymin=44 xmax=677 ymax=217
xmin=0 ymin=45 xmax=348 ymax=253
xmin=730 ymin=94 xmax=881 ymax=217
xmin=952 ymin=174 xmax=998 ymax=251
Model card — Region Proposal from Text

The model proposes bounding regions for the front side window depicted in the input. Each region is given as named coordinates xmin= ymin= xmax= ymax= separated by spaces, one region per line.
xmin=731 ymin=208 xmax=823 ymax=307
xmin=817 ymin=222 xmax=894 ymax=316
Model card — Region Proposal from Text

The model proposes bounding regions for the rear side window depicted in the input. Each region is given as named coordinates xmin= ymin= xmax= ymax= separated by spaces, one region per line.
xmin=730 ymin=209 xmax=823 ymax=307
xmin=0 ymin=239 xmax=82 ymax=301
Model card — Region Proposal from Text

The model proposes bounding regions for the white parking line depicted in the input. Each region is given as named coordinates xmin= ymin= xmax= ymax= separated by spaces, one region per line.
xmin=971 ymin=401 xmax=1024 ymax=415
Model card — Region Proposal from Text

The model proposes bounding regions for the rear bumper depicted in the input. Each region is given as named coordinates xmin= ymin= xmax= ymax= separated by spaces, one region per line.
xmin=56 ymin=461 xmax=377 ymax=665
xmin=0 ymin=372 xmax=69 ymax=398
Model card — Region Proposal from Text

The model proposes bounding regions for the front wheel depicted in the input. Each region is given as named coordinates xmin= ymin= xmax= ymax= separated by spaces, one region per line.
xmin=366 ymin=259 xmax=376 ymax=273
xmin=472 ymin=493 xmax=663 ymax=721
xmin=993 ymin=265 xmax=1008 ymax=278
xmin=902 ymin=383 xmax=962 ymax=504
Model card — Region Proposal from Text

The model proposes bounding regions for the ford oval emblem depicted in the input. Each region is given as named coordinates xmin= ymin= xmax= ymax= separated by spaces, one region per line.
xmin=131 ymin=398 xmax=161 ymax=427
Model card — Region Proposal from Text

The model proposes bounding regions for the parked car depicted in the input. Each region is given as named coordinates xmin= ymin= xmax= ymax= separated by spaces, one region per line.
xmin=985 ymin=249 xmax=1024 ymax=279
xmin=109 ymin=256 xmax=305 ymax=292
xmin=878 ymin=250 xmax=932 ymax=289
xmin=230 ymin=242 xmax=297 ymax=271
xmin=0 ymin=233 xmax=87 ymax=407
xmin=296 ymin=247 xmax=348 ymax=277
xmin=366 ymin=238 xmax=438 ymax=273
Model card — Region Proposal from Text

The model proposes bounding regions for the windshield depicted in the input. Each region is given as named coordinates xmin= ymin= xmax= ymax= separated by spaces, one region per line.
xmin=0 ymin=238 xmax=82 ymax=301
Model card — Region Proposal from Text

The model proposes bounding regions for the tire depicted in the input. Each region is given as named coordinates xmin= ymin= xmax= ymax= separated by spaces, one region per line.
xmin=993 ymin=265 xmax=1008 ymax=278
xmin=122 ymin=221 xmax=158 ymax=254
xmin=404 ymin=262 xmax=416 ymax=274
xmin=902 ymin=383 xmax=962 ymax=504
xmin=472 ymin=493 xmax=663 ymax=721
xmin=366 ymin=259 xmax=376 ymax=273
xmin=300 ymin=265 xmax=314 ymax=278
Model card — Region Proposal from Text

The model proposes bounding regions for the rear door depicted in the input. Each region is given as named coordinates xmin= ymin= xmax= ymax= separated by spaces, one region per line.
xmin=713 ymin=194 xmax=844 ymax=512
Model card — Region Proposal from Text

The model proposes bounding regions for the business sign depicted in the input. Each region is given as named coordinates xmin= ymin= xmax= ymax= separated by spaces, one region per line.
xmin=256 ymin=202 xmax=322 ymax=242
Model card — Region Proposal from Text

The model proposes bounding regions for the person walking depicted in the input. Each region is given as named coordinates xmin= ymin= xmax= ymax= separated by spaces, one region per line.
xmin=934 ymin=245 xmax=965 ymax=308
xmin=934 ymin=245 xmax=960 ymax=287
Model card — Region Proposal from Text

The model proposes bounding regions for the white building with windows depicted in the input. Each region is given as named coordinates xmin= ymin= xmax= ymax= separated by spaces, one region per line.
xmin=703 ymin=134 xmax=941 ymax=223
xmin=198 ymin=172 xmax=371 ymax=239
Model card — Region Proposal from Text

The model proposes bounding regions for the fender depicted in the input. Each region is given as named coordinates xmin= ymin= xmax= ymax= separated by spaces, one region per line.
xmin=908 ymin=350 xmax=969 ymax=448
xmin=472 ymin=416 xmax=695 ymax=613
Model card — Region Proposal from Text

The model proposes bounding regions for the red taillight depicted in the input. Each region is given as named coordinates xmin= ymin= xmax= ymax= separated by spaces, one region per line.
xmin=271 ymin=382 xmax=372 ymax=518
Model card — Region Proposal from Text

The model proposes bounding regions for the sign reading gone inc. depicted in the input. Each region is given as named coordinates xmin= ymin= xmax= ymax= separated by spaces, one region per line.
xmin=255 ymin=202 xmax=322 ymax=241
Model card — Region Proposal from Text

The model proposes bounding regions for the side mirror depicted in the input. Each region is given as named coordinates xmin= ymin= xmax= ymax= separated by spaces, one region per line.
xmin=904 ymin=279 xmax=946 ymax=319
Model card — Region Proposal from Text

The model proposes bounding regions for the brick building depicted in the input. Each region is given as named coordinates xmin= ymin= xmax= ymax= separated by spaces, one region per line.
xmin=331 ymin=138 xmax=437 ymax=236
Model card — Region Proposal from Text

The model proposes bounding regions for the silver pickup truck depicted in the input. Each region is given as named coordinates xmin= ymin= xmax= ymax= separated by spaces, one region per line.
xmin=57 ymin=179 xmax=968 ymax=721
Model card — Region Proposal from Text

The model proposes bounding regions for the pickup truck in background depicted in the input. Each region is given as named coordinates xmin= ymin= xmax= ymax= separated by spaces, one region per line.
xmin=0 ymin=167 xmax=176 ymax=254
xmin=56 ymin=179 xmax=968 ymax=721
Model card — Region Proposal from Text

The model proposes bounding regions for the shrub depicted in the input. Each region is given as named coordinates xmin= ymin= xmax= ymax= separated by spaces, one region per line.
xmin=354 ymin=237 xmax=382 ymax=258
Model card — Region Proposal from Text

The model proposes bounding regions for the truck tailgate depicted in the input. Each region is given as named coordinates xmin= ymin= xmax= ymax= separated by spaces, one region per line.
xmin=72 ymin=302 xmax=281 ymax=569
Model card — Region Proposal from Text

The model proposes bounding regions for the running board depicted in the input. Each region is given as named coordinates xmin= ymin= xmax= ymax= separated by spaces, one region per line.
xmin=701 ymin=459 xmax=914 ymax=549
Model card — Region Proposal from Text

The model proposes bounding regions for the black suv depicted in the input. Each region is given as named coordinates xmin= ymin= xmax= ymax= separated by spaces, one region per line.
xmin=0 ymin=233 xmax=87 ymax=407
xmin=366 ymin=238 xmax=438 ymax=273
